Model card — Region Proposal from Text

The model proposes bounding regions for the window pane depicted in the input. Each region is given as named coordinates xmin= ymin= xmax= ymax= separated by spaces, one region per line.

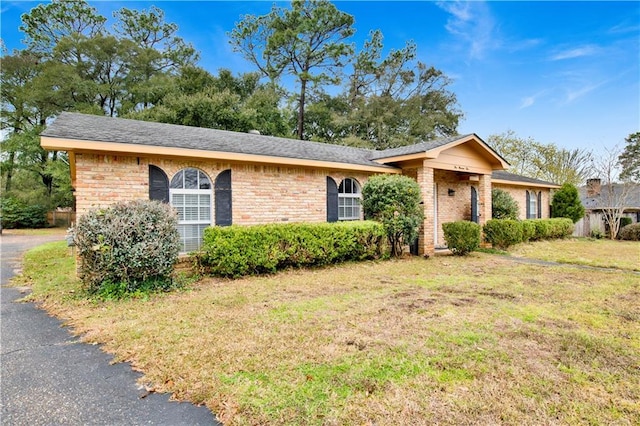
xmin=184 ymin=169 xmax=198 ymax=189
xmin=199 ymin=171 xmax=211 ymax=189
xmin=170 ymin=171 xmax=184 ymax=189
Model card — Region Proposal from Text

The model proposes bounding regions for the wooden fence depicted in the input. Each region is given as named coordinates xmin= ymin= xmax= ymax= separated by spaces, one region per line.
xmin=47 ymin=210 xmax=76 ymax=228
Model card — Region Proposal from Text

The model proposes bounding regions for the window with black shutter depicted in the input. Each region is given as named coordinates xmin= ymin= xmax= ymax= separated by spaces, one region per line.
xmin=326 ymin=177 xmax=338 ymax=222
xmin=537 ymin=191 xmax=542 ymax=218
xmin=215 ymin=169 xmax=232 ymax=226
xmin=149 ymin=165 xmax=169 ymax=203
xmin=471 ymin=186 xmax=478 ymax=223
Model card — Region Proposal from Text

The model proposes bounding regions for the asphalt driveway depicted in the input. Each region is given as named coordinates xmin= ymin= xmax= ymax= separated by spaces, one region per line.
xmin=1 ymin=231 xmax=218 ymax=425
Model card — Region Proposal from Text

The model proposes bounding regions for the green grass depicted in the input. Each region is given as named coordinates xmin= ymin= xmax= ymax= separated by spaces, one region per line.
xmin=15 ymin=238 xmax=640 ymax=425
xmin=11 ymin=241 xmax=79 ymax=301
xmin=509 ymin=237 xmax=640 ymax=271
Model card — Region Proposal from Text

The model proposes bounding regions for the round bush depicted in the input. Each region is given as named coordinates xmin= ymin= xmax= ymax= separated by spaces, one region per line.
xmin=492 ymin=189 xmax=519 ymax=220
xmin=442 ymin=221 xmax=481 ymax=256
xmin=74 ymin=200 xmax=181 ymax=295
xmin=483 ymin=219 xmax=523 ymax=249
xmin=551 ymin=183 xmax=585 ymax=223
xmin=619 ymin=223 xmax=640 ymax=241
xmin=362 ymin=174 xmax=424 ymax=257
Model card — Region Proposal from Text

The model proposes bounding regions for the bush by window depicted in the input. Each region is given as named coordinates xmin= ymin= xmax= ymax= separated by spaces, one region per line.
xmin=362 ymin=174 xmax=424 ymax=257
xmin=74 ymin=200 xmax=181 ymax=296
xmin=492 ymin=189 xmax=519 ymax=220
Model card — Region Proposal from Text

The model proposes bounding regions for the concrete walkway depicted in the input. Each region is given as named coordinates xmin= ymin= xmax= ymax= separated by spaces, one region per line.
xmin=1 ymin=231 xmax=218 ymax=425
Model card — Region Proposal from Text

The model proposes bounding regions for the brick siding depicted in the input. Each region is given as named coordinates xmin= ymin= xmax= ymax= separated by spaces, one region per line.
xmin=74 ymin=153 xmax=372 ymax=223
xmin=492 ymin=183 xmax=552 ymax=219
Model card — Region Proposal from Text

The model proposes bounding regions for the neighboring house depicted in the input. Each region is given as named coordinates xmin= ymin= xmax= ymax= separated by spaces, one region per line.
xmin=40 ymin=112 xmax=559 ymax=254
xmin=574 ymin=178 xmax=640 ymax=237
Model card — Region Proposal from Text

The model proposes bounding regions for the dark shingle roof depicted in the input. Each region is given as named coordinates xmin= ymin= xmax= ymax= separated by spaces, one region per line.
xmin=369 ymin=135 xmax=473 ymax=159
xmin=492 ymin=170 xmax=559 ymax=187
xmin=41 ymin=112 xmax=389 ymax=168
xmin=579 ymin=183 xmax=640 ymax=209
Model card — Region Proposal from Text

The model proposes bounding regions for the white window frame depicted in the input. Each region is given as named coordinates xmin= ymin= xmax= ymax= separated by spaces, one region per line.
xmin=338 ymin=178 xmax=362 ymax=221
xmin=528 ymin=190 xmax=538 ymax=219
xmin=170 ymin=169 xmax=213 ymax=252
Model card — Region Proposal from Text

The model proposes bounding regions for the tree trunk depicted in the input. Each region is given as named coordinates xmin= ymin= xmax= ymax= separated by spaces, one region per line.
xmin=297 ymin=78 xmax=307 ymax=140
xmin=4 ymin=151 xmax=15 ymax=192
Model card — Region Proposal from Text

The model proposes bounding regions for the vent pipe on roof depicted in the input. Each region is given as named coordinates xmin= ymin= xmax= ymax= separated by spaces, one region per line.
xmin=248 ymin=129 xmax=261 ymax=135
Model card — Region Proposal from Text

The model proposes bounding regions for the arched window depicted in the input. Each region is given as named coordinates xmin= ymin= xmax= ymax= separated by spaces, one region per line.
xmin=338 ymin=178 xmax=361 ymax=220
xmin=526 ymin=190 xmax=540 ymax=219
xmin=170 ymin=168 xmax=212 ymax=252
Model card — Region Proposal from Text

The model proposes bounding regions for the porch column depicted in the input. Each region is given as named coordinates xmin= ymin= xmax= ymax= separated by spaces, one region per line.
xmin=478 ymin=173 xmax=492 ymax=226
xmin=417 ymin=163 xmax=435 ymax=256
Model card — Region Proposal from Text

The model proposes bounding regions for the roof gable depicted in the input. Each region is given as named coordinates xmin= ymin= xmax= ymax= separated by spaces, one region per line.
xmin=370 ymin=134 xmax=510 ymax=170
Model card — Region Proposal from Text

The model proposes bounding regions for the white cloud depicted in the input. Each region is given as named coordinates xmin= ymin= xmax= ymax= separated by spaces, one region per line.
xmin=519 ymin=96 xmax=536 ymax=109
xmin=550 ymin=45 xmax=599 ymax=61
xmin=436 ymin=1 xmax=496 ymax=60
xmin=519 ymin=90 xmax=548 ymax=109
xmin=565 ymin=82 xmax=604 ymax=103
xmin=608 ymin=22 xmax=640 ymax=34
xmin=508 ymin=38 xmax=543 ymax=53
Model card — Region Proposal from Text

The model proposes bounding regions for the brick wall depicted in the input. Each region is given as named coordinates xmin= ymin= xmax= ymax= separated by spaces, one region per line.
xmin=492 ymin=183 xmax=552 ymax=219
xmin=74 ymin=153 xmax=373 ymax=223
xmin=75 ymin=154 xmax=148 ymax=213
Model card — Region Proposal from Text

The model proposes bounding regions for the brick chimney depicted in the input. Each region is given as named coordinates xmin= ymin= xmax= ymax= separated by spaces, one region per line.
xmin=586 ymin=178 xmax=601 ymax=197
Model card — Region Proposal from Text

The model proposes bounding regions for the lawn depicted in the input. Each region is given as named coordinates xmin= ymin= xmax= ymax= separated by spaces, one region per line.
xmin=16 ymin=239 xmax=640 ymax=425
xmin=509 ymin=238 xmax=640 ymax=271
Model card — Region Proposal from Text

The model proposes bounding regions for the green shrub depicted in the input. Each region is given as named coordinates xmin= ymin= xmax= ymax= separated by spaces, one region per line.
xmin=74 ymin=200 xmax=181 ymax=296
xmin=0 ymin=196 xmax=48 ymax=229
xmin=529 ymin=218 xmax=574 ymax=240
xmin=619 ymin=217 xmax=632 ymax=230
xmin=521 ymin=220 xmax=536 ymax=242
xmin=619 ymin=223 xmax=640 ymax=241
xmin=590 ymin=228 xmax=603 ymax=239
xmin=492 ymin=189 xmax=519 ymax=220
xmin=531 ymin=219 xmax=550 ymax=240
xmin=196 ymin=221 xmax=386 ymax=278
xmin=483 ymin=219 xmax=523 ymax=249
xmin=362 ymin=175 xmax=424 ymax=257
xmin=551 ymin=183 xmax=585 ymax=223
xmin=547 ymin=218 xmax=574 ymax=239
xmin=442 ymin=221 xmax=481 ymax=256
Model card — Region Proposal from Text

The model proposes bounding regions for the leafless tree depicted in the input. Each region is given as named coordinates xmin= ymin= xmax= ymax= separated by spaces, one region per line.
xmin=589 ymin=145 xmax=636 ymax=239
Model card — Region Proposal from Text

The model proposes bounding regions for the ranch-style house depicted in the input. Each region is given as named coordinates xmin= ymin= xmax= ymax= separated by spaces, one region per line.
xmin=41 ymin=112 xmax=559 ymax=254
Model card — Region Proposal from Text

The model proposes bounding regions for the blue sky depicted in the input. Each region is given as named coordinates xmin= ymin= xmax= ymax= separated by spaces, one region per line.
xmin=2 ymin=1 xmax=639 ymax=155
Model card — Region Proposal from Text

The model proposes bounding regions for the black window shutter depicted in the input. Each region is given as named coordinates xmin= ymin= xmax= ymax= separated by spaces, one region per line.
xmin=537 ymin=192 xmax=542 ymax=218
xmin=149 ymin=165 xmax=169 ymax=203
xmin=327 ymin=177 xmax=338 ymax=222
xmin=526 ymin=190 xmax=531 ymax=219
xmin=470 ymin=187 xmax=478 ymax=223
xmin=215 ymin=169 xmax=232 ymax=226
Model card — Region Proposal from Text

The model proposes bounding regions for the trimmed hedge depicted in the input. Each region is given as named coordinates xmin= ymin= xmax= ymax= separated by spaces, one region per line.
xmin=196 ymin=221 xmax=387 ymax=277
xmin=442 ymin=221 xmax=481 ymax=256
xmin=521 ymin=220 xmax=536 ymax=243
xmin=483 ymin=218 xmax=573 ymax=249
xmin=619 ymin=223 xmax=640 ymax=241
xmin=74 ymin=200 xmax=181 ymax=295
xmin=483 ymin=219 xmax=523 ymax=250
